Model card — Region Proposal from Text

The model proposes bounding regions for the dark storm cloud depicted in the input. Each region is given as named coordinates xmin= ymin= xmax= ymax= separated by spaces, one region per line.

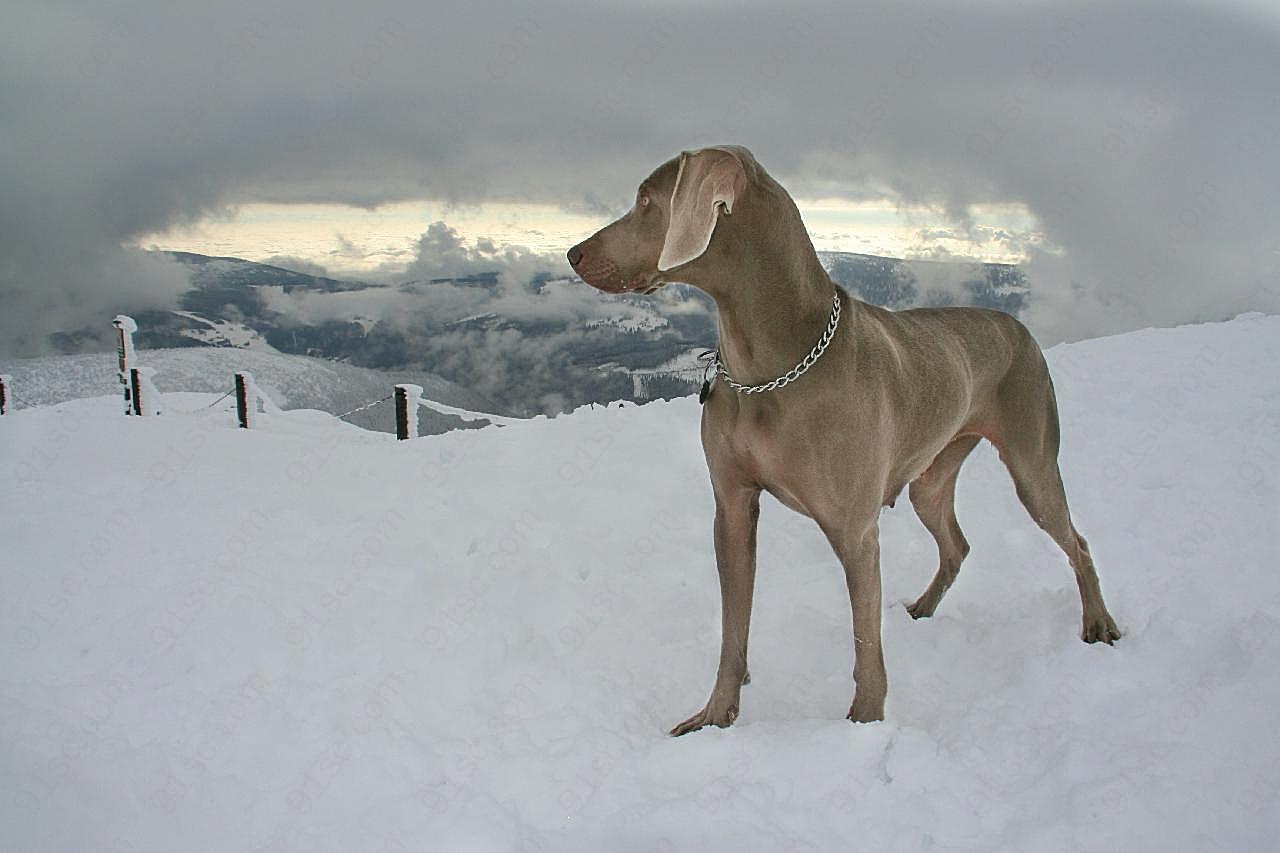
xmin=2 ymin=0 xmax=1277 ymax=353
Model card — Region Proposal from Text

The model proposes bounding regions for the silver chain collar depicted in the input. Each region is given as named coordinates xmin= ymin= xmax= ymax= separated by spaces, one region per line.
xmin=708 ymin=293 xmax=842 ymax=396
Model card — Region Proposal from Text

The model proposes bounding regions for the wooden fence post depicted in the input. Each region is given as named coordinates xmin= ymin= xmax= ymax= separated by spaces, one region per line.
xmin=112 ymin=315 xmax=137 ymax=415
xmin=235 ymin=372 xmax=250 ymax=429
xmin=127 ymin=367 xmax=161 ymax=416
xmin=395 ymin=384 xmax=423 ymax=440
xmin=394 ymin=386 xmax=409 ymax=440
xmin=130 ymin=368 xmax=143 ymax=416
xmin=0 ymin=375 xmax=10 ymax=415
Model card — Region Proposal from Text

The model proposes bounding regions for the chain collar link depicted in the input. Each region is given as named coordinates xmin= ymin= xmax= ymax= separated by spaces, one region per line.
xmin=709 ymin=293 xmax=842 ymax=396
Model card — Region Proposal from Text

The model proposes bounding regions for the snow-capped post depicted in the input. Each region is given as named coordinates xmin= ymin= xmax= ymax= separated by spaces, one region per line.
xmin=129 ymin=366 xmax=161 ymax=416
xmin=395 ymin=383 xmax=423 ymax=440
xmin=112 ymin=315 xmax=138 ymax=415
xmin=0 ymin=374 xmax=10 ymax=415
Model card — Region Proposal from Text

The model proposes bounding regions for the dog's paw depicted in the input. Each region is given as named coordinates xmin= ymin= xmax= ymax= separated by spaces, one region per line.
xmin=670 ymin=702 xmax=738 ymax=737
xmin=1081 ymin=613 xmax=1122 ymax=645
xmin=905 ymin=596 xmax=938 ymax=620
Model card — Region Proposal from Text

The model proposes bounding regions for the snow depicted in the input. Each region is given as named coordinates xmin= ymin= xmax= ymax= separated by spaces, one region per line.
xmin=630 ymin=347 xmax=709 ymax=398
xmin=170 ymin=311 xmax=281 ymax=352
xmin=1 ymin=314 xmax=1278 ymax=852
xmin=585 ymin=311 xmax=669 ymax=333
xmin=416 ymin=397 xmax=526 ymax=427
xmin=234 ymin=372 xmax=277 ymax=428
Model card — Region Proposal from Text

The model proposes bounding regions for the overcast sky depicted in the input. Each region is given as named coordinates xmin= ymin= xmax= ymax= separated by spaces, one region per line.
xmin=2 ymin=0 xmax=1278 ymax=355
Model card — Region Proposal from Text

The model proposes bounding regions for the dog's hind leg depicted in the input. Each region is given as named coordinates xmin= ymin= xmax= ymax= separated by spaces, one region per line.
xmin=1000 ymin=448 xmax=1121 ymax=643
xmin=991 ymin=362 xmax=1121 ymax=644
xmin=906 ymin=434 xmax=982 ymax=619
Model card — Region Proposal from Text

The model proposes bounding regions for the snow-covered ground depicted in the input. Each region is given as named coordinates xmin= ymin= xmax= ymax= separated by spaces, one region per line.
xmin=1 ymin=314 xmax=1277 ymax=852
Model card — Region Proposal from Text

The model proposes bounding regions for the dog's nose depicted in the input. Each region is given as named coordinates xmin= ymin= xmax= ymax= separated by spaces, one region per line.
xmin=567 ymin=244 xmax=583 ymax=268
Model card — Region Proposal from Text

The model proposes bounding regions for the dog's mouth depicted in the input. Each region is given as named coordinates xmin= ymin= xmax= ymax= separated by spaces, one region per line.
xmin=624 ymin=270 xmax=666 ymax=295
xmin=580 ymin=269 xmax=665 ymax=296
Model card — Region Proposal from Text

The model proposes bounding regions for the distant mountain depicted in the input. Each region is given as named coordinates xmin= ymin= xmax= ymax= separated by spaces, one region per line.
xmin=818 ymin=251 xmax=1028 ymax=316
xmin=121 ymin=252 xmax=373 ymax=353
xmin=51 ymin=249 xmax=1031 ymax=421
xmin=124 ymin=252 xmax=720 ymax=416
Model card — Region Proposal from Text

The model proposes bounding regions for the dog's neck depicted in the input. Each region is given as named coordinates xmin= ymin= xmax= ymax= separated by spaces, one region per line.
xmin=699 ymin=204 xmax=839 ymax=388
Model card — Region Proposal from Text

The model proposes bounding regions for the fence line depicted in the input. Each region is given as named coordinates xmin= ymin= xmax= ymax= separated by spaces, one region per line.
xmin=3 ymin=314 xmax=538 ymax=437
xmin=4 ymin=363 xmax=525 ymax=437
xmin=225 ymin=375 xmax=521 ymax=439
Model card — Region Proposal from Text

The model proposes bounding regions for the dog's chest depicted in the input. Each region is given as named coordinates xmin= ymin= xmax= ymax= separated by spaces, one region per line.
xmin=712 ymin=406 xmax=837 ymax=516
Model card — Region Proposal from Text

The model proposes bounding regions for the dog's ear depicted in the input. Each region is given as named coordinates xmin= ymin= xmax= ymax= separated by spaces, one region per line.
xmin=657 ymin=147 xmax=748 ymax=272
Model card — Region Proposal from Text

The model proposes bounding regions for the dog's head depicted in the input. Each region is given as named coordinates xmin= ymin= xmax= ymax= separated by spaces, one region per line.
xmin=568 ymin=145 xmax=757 ymax=295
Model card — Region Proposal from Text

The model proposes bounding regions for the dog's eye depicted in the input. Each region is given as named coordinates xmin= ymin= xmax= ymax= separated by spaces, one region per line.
xmin=637 ymin=194 xmax=650 ymax=210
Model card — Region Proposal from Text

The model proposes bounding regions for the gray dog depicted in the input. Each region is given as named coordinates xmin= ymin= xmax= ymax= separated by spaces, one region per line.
xmin=568 ymin=145 xmax=1120 ymax=736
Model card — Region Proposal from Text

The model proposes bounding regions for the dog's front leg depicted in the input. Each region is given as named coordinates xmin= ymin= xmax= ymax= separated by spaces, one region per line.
xmin=824 ymin=518 xmax=887 ymax=723
xmin=670 ymin=485 xmax=760 ymax=736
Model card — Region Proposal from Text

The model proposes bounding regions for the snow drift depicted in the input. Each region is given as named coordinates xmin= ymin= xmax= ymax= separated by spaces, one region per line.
xmin=1 ymin=314 xmax=1277 ymax=851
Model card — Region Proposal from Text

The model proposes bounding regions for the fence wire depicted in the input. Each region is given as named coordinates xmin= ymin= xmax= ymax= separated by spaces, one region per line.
xmin=336 ymin=393 xmax=393 ymax=421
xmin=204 ymin=388 xmax=235 ymax=409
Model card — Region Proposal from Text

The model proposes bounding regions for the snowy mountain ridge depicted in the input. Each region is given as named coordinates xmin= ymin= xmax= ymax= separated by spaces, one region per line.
xmin=40 ymin=250 xmax=1032 ymax=415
